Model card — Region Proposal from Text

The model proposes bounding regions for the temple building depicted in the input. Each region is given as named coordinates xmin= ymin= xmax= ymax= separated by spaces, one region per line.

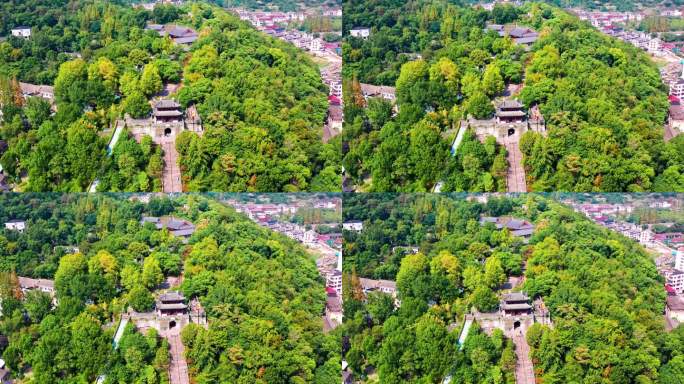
xmin=140 ymin=216 xmax=195 ymax=240
xmin=496 ymin=100 xmax=527 ymax=124
xmin=480 ymin=216 xmax=535 ymax=239
xmin=500 ymin=292 xmax=533 ymax=317
xmin=156 ymin=291 xmax=187 ymax=317
xmin=153 ymin=100 xmax=183 ymax=124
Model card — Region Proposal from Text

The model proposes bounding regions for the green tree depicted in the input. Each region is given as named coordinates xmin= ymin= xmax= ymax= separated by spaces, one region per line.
xmin=128 ymin=285 xmax=154 ymax=312
xmin=124 ymin=91 xmax=151 ymax=118
xmin=140 ymin=63 xmax=163 ymax=97
xmin=465 ymin=92 xmax=494 ymax=119
xmin=142 ymin=256 xmax=164 ymax=289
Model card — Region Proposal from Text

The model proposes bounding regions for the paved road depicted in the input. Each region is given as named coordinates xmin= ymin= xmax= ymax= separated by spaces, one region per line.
xmin=167 ymin=333 xmax=189 ymax=384
xmin=505 ymin=138 xmax=527 ymax=192
xmin=512 ymin=332 xmax=535 ymax=384
xmin=162 ymin=139 xmax=182 ymax=192
xmin=665 ymin=124 xmax=681 ymax=142
xmin=323 ymin=124 xmax=340 ymax=143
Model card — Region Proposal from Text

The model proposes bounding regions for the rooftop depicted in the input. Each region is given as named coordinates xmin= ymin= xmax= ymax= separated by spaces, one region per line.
xmin=154 ymin=100 xmax=181 ymax=109
xmin=159 ymin=291 xmax=185 ymax=302
xmin=501 ymin=303 xmax=533 ymax=310
xmin=497 ymin=100 xmax=524 ymax=110
xmin=18 ymin=276 xmax=54 ymax=290
xmin=502 ymin=292 xmax=530 ymax=302
xmin=671 ymin=104 xmax=684 ymax=121
xmin=667 ymin=295 xmax=684 ymax=311
xmin=154 ymin=110 xmax=183 ymax=117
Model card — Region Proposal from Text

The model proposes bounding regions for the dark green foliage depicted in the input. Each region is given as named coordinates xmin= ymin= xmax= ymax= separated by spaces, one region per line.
xmin=343 ymin=1 xmax=675 ymax=192
xmin=0 ymin=0 xmax=338 ymax=192
xmin=0 ymin=193 xmax=337 ymax=383
xmin=342 ymin=194 xmax=682 ymax=383
xmin=173 ymin=4 xmax=340 ymax=192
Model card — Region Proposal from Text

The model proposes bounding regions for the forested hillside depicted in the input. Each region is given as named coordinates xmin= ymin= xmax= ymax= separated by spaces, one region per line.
xmin=0 ymin=193 xmax=338 ymax=383
xmin=342 ymin=194 xmax=684 ymax=383
xmin=173 ymin=5 xmax=339 ymax=192
xmin=342 ymin=1 xmax=683 ymax=192
xmin=0 ymin=0 xmax=338 ymax=192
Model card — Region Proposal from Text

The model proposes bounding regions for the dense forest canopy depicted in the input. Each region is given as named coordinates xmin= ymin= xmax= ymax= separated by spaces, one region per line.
xmin=342 ymin=1 xmax=684 ymax=192
xmin=0 ymin=0 xmax=339 ymax=192
xmin=342 ymin=194 xmax=684 ymax=383
xmin=0 ymin=193 xmax=338 ymax=383
xmin=173 ymin=3 xmax=339 ymax=192
xmin=0 ymin=0 xmax=177 ymax=192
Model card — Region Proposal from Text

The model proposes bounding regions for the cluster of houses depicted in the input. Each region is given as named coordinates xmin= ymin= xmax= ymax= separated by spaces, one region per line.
xmin=575 ymin=9 xmax=646 ymax=28
xmin=235 ymin=9 xmax=342 ymax=55
xmin=601 ymin=28 xmax=666 ymax=56
xmin=230 ymin=200 xmax=342 ymax=249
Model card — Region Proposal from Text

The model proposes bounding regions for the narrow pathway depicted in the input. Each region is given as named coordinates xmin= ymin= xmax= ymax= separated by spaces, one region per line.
xmin=89 ymin=119 xmax=125 ymax=192
xmin=107 ymin=120 xmax=125 ymax=155
xmin=450 ymin=124 xmax=467 ymax=156
xmin=457 ymin=315 xmax=473 ymax=348
xmin=433 ymin=123 xmax=465 ymax=192
xmin=161 ymin=138 xmax=182 ymax=192
xmin=512 ymin=331 xmax=535 ymax=384
xmin=167 ymin=333 xmax=190 ymax=384
xmin=504 ymin=137 xmax=526 ymax=192
xmin=112 ymin=316 xmax=129 ymax=349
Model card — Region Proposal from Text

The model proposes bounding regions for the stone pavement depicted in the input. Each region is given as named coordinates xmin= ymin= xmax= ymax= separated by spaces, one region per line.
xmin=512 ymin=331 xmax=535 ymax=384
xmin=505 ymin=137 xmax=527 ymax=192
xmin=167 ymin=332 xmax=189 ymax=384
xmin=161 ymin=138 xmax=182 ymax=193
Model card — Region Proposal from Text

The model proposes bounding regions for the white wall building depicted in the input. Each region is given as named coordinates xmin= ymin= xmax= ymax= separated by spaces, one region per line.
xmin=326 ymin=270 xmax=342 ymax=295
xmin=349 ymin=28 xmax=370 ymax=38
xmin=343 ymin=221 xmax=363 ymax=232
xmin=303 ymin=229 xmax=317 ymax=245
xmin=4 ymin=220 xmax=25 ymax=232
xmin=640 ymin=228 xmax=653 ymax=245
xmin=309 ymin=38 xmax=322 ymax=52
xmin=11 ymin=26 xmax=31 ymax=38
xmin=668 ymin=270 xmax=684 ymax=294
